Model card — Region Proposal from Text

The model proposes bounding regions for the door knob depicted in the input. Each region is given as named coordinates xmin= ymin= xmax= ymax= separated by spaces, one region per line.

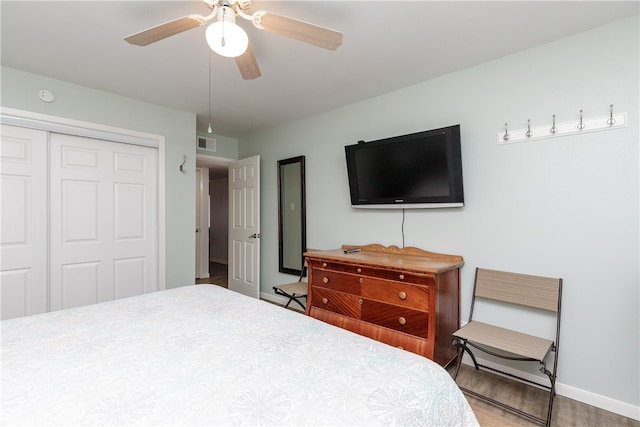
xmin=249 ymin=233 xmax=261 ymax=239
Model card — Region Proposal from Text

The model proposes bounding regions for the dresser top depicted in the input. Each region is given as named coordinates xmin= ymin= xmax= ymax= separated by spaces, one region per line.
xmin=305 ymin=244 xmax=464 ymax=274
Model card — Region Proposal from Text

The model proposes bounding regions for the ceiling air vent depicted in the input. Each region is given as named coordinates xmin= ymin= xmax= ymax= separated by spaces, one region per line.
xmin=197 ymin=136 xmax=216 ymax=153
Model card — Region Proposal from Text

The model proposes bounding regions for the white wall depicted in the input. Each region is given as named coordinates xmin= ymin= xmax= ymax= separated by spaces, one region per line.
xmin=1 ymin=67 xmax=197 ymax=289
xmin=239 ymin=16 xmax=639 ymax=413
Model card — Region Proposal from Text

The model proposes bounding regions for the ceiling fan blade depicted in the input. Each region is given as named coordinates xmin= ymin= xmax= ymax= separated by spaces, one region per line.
xmin=235 ymin=43 xmax=261 ymax=80
xmin=125 ymin=15 xmax=206 ymax=46
xmin=258 ymin=12 xmax=343 ymax=50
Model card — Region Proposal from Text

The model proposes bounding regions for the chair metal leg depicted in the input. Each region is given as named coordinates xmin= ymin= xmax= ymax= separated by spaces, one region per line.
xmin=543 ymin=364 xmax=557 ymax=427
xmin=456 ymin=359 xmax=556 ymax=426
xmin=452 ymin=341 xmax=464 ymax=380
xmin=452 ymin=339 xmax=479 ymax=378
xmin=273 ymin=288 xmax=307 ymax=310
xmin=284 ymin=294 xmax=306 ymax=310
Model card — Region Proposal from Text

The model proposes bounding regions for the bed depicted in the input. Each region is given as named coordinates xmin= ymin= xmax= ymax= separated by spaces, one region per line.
xmin=1 ymin=285 xmax=479 ymax=426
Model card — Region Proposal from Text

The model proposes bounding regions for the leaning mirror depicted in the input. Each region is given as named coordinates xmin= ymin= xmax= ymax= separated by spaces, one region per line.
xmin=278 ymin=156 xmax=306 ymax=276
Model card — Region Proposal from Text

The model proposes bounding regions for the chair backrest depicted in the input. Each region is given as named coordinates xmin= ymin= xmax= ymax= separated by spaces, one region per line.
xmin=297 ymin=259 xmax=308 ymax=282
xmin=298 ymin=248 xmax=320 ymax=282
xmin=474 ymin=268 xmax=561 ymax=313
xmin=298 ymin=249 xmax=318 ymax=282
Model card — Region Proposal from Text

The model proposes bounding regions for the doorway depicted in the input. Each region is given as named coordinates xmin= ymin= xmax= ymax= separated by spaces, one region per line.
xmin=195 ymin=155 xmax=229 ymax=287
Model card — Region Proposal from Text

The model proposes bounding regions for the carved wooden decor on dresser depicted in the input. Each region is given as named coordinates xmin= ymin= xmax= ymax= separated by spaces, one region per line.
xmin=304 ymin=244 xmax=464 ymax=367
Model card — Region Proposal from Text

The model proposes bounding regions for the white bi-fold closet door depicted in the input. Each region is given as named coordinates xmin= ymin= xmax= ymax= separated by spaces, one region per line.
xmin=1 ymin=124 xmax=158 ymax=320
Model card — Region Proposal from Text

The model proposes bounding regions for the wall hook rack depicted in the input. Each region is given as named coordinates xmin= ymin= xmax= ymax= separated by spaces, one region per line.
xmin=497 ymin=106 xmax=627 ymax=145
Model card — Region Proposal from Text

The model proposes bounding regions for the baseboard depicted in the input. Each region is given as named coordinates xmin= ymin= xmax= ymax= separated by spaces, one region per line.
xmin=556 ymin=382 xmax=639 ymax=421
xmin=461 ymin=355 xmax=640 ymax=421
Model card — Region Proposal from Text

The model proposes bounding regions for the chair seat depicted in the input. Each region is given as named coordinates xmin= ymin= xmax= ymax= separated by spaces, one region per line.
xmin=273 ymin=281 xmax=308 ymax=295
xmin=453 ymin=321 xmax=553 ymax=361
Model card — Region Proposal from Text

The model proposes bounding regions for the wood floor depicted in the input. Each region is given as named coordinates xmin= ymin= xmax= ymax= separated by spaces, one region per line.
xmin=450 ymin=363 xmax=639 ymax=427
xmin=195 ymin=262 xmax=228 ymax=287
xmin=195 ymin=263 xmax=638 ymax=427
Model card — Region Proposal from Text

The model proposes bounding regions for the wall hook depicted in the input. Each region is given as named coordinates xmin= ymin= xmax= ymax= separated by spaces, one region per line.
xmin=179 ymin=155 xmax=187 ymax=173
xmin=607 ymin=104 xmax=616 ymax=126
xmin=550 ymin=114 xmax=558 ymax=134
xmin=503 ymin=123 xmax=510 ymax=141
xmin=577 ymin=109 xmax=585 ymax=130
xmin=526 ymin=119 xmax=533 ymax=138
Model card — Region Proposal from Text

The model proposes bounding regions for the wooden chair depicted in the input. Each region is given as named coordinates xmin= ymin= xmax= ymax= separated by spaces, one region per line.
xmin=452 ymin=267 xmax=562 ymax=427
xmin=273 ymin=261 xmax=308 ymax=310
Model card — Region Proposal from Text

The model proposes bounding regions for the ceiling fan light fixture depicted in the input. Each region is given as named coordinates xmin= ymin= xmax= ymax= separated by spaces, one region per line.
xmin=206 ymin=6 xmax=249 ymax=58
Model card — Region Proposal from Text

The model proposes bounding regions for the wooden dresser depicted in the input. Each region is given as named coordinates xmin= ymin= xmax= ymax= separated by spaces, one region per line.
xmin=304 ymin=244 xmax=463 ymax=367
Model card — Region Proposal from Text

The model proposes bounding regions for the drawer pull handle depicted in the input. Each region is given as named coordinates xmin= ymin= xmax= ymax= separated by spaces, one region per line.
xmin=322 ymin=277 xmax=329 ymax=284
xmin=322 ymin=297 xmax=328 ymax=304
xmin=398 ymin=291 xmax=407 ymax=300
xmin=322 ymin=262 xmax=327 ymax=268
xmin=358 ymin=299 xmax=363 ymax=305
xmin=399 ymin=274 xmax=405 ymax=280
xmin=398 ymin=317 xmax=407 ymax=325
xmin=357 ymin=268 xmax=362 ymax=273
xmin=359 ymin=278 xmax=363 ymax=284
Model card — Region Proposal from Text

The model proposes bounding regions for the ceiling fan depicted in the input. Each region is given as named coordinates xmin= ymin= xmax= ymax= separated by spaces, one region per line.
xmin=124 ymin=0 xmax=343 ymax=80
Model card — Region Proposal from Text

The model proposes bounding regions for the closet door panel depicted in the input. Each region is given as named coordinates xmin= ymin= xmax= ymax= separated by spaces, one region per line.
xmin=112 ymin=144 xmax=157 ymax=296
xmin=114 ymin=257 xmax=145 ymax=299
xmin=61 ymin=261 xmax=100 ymax=309
xmin=49 ymin=133 xmax=157 ymax=311
xmin=0 ymin=125 xmax=48 ymax=319
xmin=62 ymin=180 xmax=99 ymax=242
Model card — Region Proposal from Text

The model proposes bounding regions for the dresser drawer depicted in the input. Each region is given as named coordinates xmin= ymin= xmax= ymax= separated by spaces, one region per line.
xmin=361 ymin=279 xmax=429 ymax=310
xmin=309 ymin=260 xmax=365 ymax=275
xmin=365 ymin=269 xmax=435 ymax=286
xmin=361 ymin=300 xmax=429 ymax=338
xmin=310 ymin=286 xmax=361 ymax=318
xmin=309 ymin=308 xmax=432 ymax=358
xmin=375 ymin=330 xmax=431 ymax=355
xmin=310 ymin=268 xmax=361 ymax=294
xmin=311 ymin=259 xmax=436 ymax=287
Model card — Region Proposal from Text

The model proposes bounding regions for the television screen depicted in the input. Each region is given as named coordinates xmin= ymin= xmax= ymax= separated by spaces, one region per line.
xmin=345 ymin=125 xmax=464 ymax=209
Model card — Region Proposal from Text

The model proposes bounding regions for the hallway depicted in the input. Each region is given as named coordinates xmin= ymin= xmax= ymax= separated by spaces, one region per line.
xmin=195 ymin=262 xmax=227 ymax=288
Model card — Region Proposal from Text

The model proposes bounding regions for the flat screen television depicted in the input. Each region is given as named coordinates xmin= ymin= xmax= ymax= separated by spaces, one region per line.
xmin=345 ymin=124 xmax=464 ymax=209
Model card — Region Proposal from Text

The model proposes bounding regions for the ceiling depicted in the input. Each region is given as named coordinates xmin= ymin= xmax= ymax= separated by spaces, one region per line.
xmin=1 ymin=1 xmax=638 ymax=138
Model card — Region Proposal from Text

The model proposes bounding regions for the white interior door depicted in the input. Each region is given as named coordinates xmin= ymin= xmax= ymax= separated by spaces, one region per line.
xmin=49 ymin=133 xmax=157 ymax=311
xmin=228 ymin=155 xmax=260 ymax=298
xmin=0 ymin=125 xmax=48 ymax=319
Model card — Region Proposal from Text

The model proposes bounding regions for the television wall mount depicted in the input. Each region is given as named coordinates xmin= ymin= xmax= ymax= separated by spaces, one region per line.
xmin=497 ymin=105 xmax=626 ymax=145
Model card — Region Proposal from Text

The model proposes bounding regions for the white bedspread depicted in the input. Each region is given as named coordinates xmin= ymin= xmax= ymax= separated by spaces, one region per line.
xmin=1 ymin=285 xmax=478 ymax=426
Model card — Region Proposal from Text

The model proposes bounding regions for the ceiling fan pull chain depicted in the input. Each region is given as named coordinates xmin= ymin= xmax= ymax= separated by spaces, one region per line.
xmin=221 ymin=8 xmax=227 ymax=47
xmin=208 ymin=50 xmax=214 ymax=134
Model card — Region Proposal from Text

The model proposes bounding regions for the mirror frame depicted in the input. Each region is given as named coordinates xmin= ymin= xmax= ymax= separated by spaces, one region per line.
xmin=277 ymin=156 xmax=306 ymax=276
